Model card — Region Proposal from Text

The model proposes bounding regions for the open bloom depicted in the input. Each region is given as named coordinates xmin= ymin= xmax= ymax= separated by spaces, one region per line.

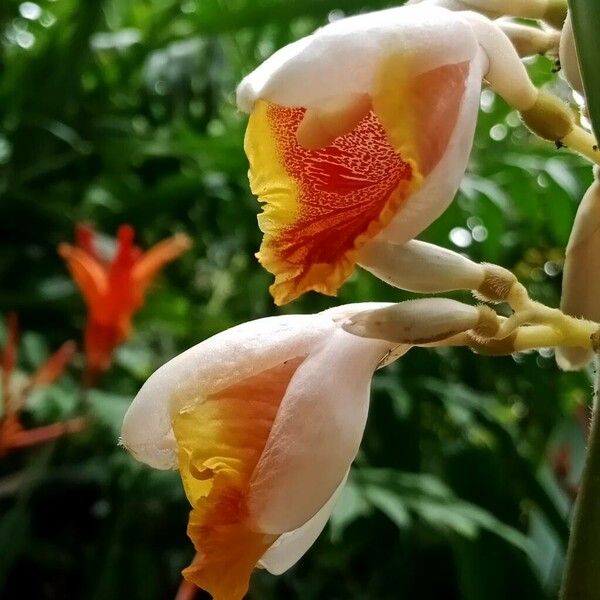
xmin=59 ymin=224 xmax=191 ymax=374
xmin=121 ymin=304 xmax=405 ymax=600
xmin=238 ymin=4 xmax=537 ymax=304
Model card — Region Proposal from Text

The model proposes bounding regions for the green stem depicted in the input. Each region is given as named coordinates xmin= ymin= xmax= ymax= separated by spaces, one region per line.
xmin=560 ymin=357 xmax=600 ymax=600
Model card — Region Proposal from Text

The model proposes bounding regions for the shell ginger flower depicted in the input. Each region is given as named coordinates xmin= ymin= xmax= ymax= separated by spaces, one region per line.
xmin=59 ymin=224 xmax=191 ymax=375
xmin=121 ymin=304 xmax=407 ymax=600
xmin=238 ymin=4 xmax=539 ymax=304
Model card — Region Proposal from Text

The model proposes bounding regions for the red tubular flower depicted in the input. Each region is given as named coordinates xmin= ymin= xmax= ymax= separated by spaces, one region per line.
xmin=28 ymin=340 xmax=77 ymax=388
xmin=59 ymin=224 xmax=192 ymax=375
xmin=1 ymin=313 xmax=18 ymax=409
xmin=0 ymin=314 xmax=82 ymax=454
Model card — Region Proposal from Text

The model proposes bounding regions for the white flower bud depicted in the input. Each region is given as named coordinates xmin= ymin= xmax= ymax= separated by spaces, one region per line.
xmin=358 ymin=239 xmax=485 ymax=293
xmin=461 ymin=0 xmax=566 ymax=27
xmin=342 ymin=298 xmax=498 ymax=344
xmin=559 ymin=12 xmax=584 ymax=99
xmin=557 ymin=173 xmax=600 ymax=370
xmin=496 ymin=19 xmax=560 ymax=57
xmin=407 ymin=0 xmax=567 ymax=27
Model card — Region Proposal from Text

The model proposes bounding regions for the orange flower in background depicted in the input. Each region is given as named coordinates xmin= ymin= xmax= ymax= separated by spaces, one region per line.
xmin=0 ymin=313 xmax=84 ymax=454
xmin=59 ymin=224 xmax=192 ymax=376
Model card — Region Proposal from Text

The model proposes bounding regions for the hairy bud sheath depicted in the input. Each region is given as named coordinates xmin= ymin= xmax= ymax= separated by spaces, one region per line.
xmin=557 ymin=174 xmax=600 ymax=370
xmin=521 ymin=90 xmax=575 ymax=142
xmin=342 ymin=298 xmax=499 ymax=344
xmin=475 ymin=263 xmax=527 ymax=307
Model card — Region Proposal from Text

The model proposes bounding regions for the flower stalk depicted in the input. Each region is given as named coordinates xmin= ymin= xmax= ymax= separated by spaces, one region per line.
xmin=559 ymin=357 xmax=600 ymax=600
xmin=520 ymin=90 xmax=600 ymax=165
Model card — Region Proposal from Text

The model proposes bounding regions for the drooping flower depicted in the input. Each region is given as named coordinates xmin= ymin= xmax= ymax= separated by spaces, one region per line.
xmin=0 ymin=313 xmax=83 ymax=454
xmin=59 ymin=224 xmax=192 ymax=375
xmin=238 ymin=5 xmax=538 ymax=304
xmin=121 ymin=304 xmax=408 ymax=600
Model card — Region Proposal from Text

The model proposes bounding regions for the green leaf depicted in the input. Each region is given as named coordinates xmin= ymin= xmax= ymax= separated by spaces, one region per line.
xmin=362 ymin=485 xmax=411 ymax=530
xmin=87 ymin=390 xmax=133 ymax=438
xmin=569 ymin=0 xmax=600 ymax=140
xmin=329 ymin=481 xmax=372 ymax=541
xmin=353 ymin=469 xmax=534 ymax=556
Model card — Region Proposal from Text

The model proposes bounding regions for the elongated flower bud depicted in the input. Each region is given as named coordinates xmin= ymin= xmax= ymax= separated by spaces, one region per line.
xmin=408 ymin=0 xmax=567 ymax=28
xmin=559 ymin=12 xmax=584 ymax=99
xmin=462 ymin=0 xmax=566 ymax=28
xmin=342 ymin=298 xmax=499 ymax=344
xmin=496 ymin=20 xmax=560 ymax=58
xmin=358 ymin=240 xmax=485 ymax=293
xmin=556 ymin=173 xmax=600 ymax=370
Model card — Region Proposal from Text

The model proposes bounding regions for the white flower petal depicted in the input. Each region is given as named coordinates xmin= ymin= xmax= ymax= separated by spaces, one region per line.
xmin=121 ymin=314 xmax=333 ymax=469
xmin=121 ymin=304 xmax=396 ymax=470
xmin=237 ymin=5 xmax=478 ymax=113
xmin=258 ymin=472 xmax=348 ymax=575
xmin=374 ymin=51 xmax=485 ymax=243
xmin=248 ymin=329 xmax=391 ymax=533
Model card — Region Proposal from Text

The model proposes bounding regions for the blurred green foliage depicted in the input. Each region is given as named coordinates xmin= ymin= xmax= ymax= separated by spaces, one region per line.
xmin=0 ymin=0 xmax=594 ymax=599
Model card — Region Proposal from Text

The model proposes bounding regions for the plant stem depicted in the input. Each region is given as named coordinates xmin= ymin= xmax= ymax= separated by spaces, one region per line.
xmin=563 ymin=126 xmax=600 ymax=165
xmin=560 ymin=357 xmax=600 ymax=600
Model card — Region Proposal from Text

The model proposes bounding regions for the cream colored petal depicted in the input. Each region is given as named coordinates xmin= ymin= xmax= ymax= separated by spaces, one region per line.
xmin=121 ymin=314 xmax=334 ymax=469
xmin=374 ymin=52 xmax=485 ymax=244
xmin=248 ymin=328 xmax=392 ymax=533
xmin=258 ymin=472 xmax=348 ymax=575
xmin=556 ymin=176 xmax=600 ymax=371
xmin=237 ymin=5 xmax=478 ymax=113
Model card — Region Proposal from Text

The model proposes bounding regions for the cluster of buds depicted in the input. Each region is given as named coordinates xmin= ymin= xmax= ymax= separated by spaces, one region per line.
xmin=116 ymin=2 xmax=600 ymax=599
